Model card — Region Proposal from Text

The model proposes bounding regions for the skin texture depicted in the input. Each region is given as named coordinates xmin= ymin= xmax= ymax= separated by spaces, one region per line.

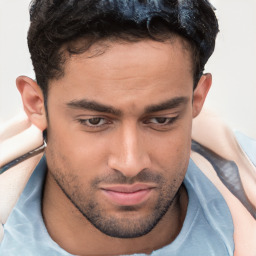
xmin=17 ymin=38 xmax=211 ymax=255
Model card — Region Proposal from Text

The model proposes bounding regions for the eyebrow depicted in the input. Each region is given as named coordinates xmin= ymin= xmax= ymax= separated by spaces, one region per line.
xmin=144 ymin=97 xmax=189 ymax=113
xmin=67 ymin=99 xmax=122 ymax=116
xmin=66 ymin=96 xmax=189 ymax=116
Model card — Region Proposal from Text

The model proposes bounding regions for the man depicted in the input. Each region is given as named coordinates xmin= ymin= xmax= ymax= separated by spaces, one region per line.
xmin=0 ymin=0 xmax=247 ymax=255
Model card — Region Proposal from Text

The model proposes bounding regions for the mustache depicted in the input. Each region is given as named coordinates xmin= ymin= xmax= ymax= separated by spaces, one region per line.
xmin=92 ymin=168 xmax=164 ymax=187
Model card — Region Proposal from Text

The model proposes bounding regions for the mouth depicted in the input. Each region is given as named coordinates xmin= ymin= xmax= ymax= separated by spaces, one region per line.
xmin=100 ymin=184 xmax=156 ymax=206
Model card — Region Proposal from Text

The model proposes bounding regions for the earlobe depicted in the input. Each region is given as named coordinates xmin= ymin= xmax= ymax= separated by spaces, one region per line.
xmin=16 ymin=76 xmax=47 ymax=131
xmin=192 ymin=74 xmax=212 ymax=118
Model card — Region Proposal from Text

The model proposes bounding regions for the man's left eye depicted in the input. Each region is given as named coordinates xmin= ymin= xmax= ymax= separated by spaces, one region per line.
xmin=151 ymin=117 xmax=169 ymax=124
xmin=146 ymin=117 xmax=177 ymax=125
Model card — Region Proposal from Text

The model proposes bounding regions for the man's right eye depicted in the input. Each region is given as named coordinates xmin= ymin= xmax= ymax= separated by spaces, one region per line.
xmin=78 ymin=117 xmax=109 ymax=127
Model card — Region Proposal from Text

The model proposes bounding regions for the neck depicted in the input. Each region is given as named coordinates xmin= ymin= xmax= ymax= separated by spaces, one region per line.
xmin=42 ymin=171 xmax=188 ymax=256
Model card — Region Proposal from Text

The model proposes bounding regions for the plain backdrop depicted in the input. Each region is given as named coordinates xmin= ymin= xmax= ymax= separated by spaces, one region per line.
xmin=0 ymin=0 xmax=255 ymax=138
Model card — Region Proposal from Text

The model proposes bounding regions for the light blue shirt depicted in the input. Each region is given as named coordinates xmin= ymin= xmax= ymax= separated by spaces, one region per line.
xmin=0 ymin=154 xmax=235 ymax=256
xmin=235 ymin=131 xmax=256 ymax=166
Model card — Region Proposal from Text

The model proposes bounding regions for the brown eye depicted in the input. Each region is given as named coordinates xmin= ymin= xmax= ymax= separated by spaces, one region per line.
xmin=77 ymin=117 xmax=112 ymax=131
xmin=78 ymin=117 xmax=107 ymax=127
xmin=143 ymin=116 xmax=178 ymax=127
xmin=88 ymin=118 xmax=102 ymax=125
xmin=155 ymin=117 xmax=168 ymax=124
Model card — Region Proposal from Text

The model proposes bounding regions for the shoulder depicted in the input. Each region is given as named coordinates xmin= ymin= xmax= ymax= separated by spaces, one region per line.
xmin=0 ymin=112 xmax=44 ymax=244
xmin=191 ymin=109 xmax=256 ymax=256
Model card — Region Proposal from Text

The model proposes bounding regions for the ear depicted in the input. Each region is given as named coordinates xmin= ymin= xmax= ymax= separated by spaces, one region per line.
xmin=16 ymin=76 xmax=47 ymax=131
xmin=192 ymin=73 xmax=212 ymax=118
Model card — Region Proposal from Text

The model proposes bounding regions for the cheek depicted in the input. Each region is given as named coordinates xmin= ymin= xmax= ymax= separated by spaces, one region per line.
xmin=45 ymin=120 xmax=110 ymax=180
xmin=149 ymin=120 xmax=192 ymax=175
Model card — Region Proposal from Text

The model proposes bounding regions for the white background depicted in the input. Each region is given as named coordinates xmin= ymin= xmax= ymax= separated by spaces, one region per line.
xmin=0 ymin=0 xmax=255 ymax=138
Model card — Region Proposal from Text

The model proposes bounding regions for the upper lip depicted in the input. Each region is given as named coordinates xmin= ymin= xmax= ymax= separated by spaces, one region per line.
xmin=101 ymin=184 xmax=156 ymax=193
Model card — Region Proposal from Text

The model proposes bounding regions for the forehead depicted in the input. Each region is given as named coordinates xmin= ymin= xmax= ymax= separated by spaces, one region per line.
xmin=48 ymin=38 xmax=194 ymax=109
xmin=89 ymin=39 xmax=174 ymax=71
xmin=62 ymin=38 xmax=193 ymax=80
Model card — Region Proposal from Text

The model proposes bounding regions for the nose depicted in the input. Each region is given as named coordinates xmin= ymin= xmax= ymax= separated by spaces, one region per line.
xmin=108 ymin=123 xmax=151 ymax=178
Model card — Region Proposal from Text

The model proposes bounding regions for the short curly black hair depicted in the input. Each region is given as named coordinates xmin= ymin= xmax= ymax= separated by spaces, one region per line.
xmin=28 ymin=0 xmax=219 ymax=97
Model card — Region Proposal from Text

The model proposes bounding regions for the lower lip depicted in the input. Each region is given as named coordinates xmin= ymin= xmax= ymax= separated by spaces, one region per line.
xmin=101 ymin=189 xmax=152 ymax=206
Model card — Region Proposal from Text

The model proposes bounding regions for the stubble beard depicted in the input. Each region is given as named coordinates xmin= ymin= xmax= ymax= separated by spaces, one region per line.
xmin=49 ymin=165 xmax=185 ymax=239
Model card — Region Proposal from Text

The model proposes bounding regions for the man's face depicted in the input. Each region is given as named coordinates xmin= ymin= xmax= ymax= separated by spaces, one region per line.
xmin=45 ymin=39 xmax=199 ymax=238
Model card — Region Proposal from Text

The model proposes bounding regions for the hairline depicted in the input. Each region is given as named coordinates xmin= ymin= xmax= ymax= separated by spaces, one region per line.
xmin=46 ymin=34 xmax=198 ymax=94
